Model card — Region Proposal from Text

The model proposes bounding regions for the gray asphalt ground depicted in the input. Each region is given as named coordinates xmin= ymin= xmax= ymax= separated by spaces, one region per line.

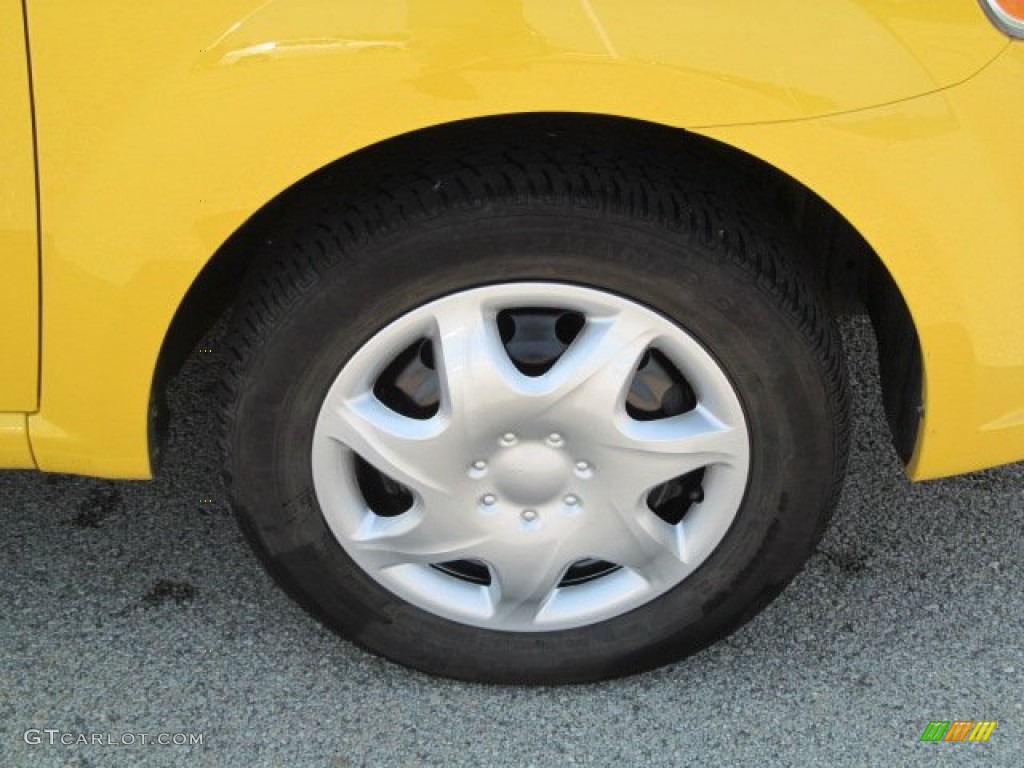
xmin=1 ymin=315 xmax=1020 ymax=767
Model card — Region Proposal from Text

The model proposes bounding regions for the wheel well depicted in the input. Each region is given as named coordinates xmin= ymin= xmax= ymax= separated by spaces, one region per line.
xmin=151 ymin=113 xmax=921 ymax=470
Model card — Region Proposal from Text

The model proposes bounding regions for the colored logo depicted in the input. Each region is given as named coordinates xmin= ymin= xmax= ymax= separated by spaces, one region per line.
xmin=920 ymin=721 xmax=997 ymax=742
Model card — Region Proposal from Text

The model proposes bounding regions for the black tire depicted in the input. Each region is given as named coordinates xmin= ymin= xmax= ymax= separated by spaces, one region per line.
xmin=221 ymin=146 xmax=848 ymax=684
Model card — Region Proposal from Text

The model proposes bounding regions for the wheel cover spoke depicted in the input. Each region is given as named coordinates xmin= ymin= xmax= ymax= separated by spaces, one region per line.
xmin=533 ymin=312 xmax=660 ymax=417
xmin=319 ymin=393 xmax=453 ymax=498
xmin=603 ymin=501 xmax=690 ymax=580
xmin=600 ymin=405 xmax=746 ymax=506
xmin=431 ymin=298 xmax=530 ymax=436
xmin=486 ymin=545 xmax=569 ymax=624
xmin=346 ymin=508 xmax=488 ymax=570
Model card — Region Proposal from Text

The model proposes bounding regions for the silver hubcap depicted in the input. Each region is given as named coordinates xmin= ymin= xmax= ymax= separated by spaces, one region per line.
xmin=311 ymin=283 xmax=749 ymax=631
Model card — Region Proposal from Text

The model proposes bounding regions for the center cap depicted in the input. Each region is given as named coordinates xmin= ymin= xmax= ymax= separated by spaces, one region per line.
xmin=491 ymin=443 xmax=570 ymax=506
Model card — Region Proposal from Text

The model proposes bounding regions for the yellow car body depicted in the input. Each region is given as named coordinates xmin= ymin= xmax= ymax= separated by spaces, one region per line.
xmin=1 ymin=0 xmax=1022 ymax=480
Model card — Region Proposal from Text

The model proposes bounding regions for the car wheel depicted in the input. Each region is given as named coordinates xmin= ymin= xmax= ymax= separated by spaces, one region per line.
xmin=221 ymin=149 xmax=848 ymax=683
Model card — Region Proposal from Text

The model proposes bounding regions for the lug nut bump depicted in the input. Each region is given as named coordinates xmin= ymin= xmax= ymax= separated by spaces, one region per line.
xmin=521 ymin=509 xmax=539 ymax=522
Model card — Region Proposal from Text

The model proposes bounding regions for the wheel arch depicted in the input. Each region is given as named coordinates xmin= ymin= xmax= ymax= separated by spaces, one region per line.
xmin=153 ymin=113 xmax=920 ymax=472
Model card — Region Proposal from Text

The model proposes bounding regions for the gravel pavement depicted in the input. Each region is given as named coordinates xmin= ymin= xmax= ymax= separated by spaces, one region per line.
xmin=1 ymin=315 xmax=1021 ymax=767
